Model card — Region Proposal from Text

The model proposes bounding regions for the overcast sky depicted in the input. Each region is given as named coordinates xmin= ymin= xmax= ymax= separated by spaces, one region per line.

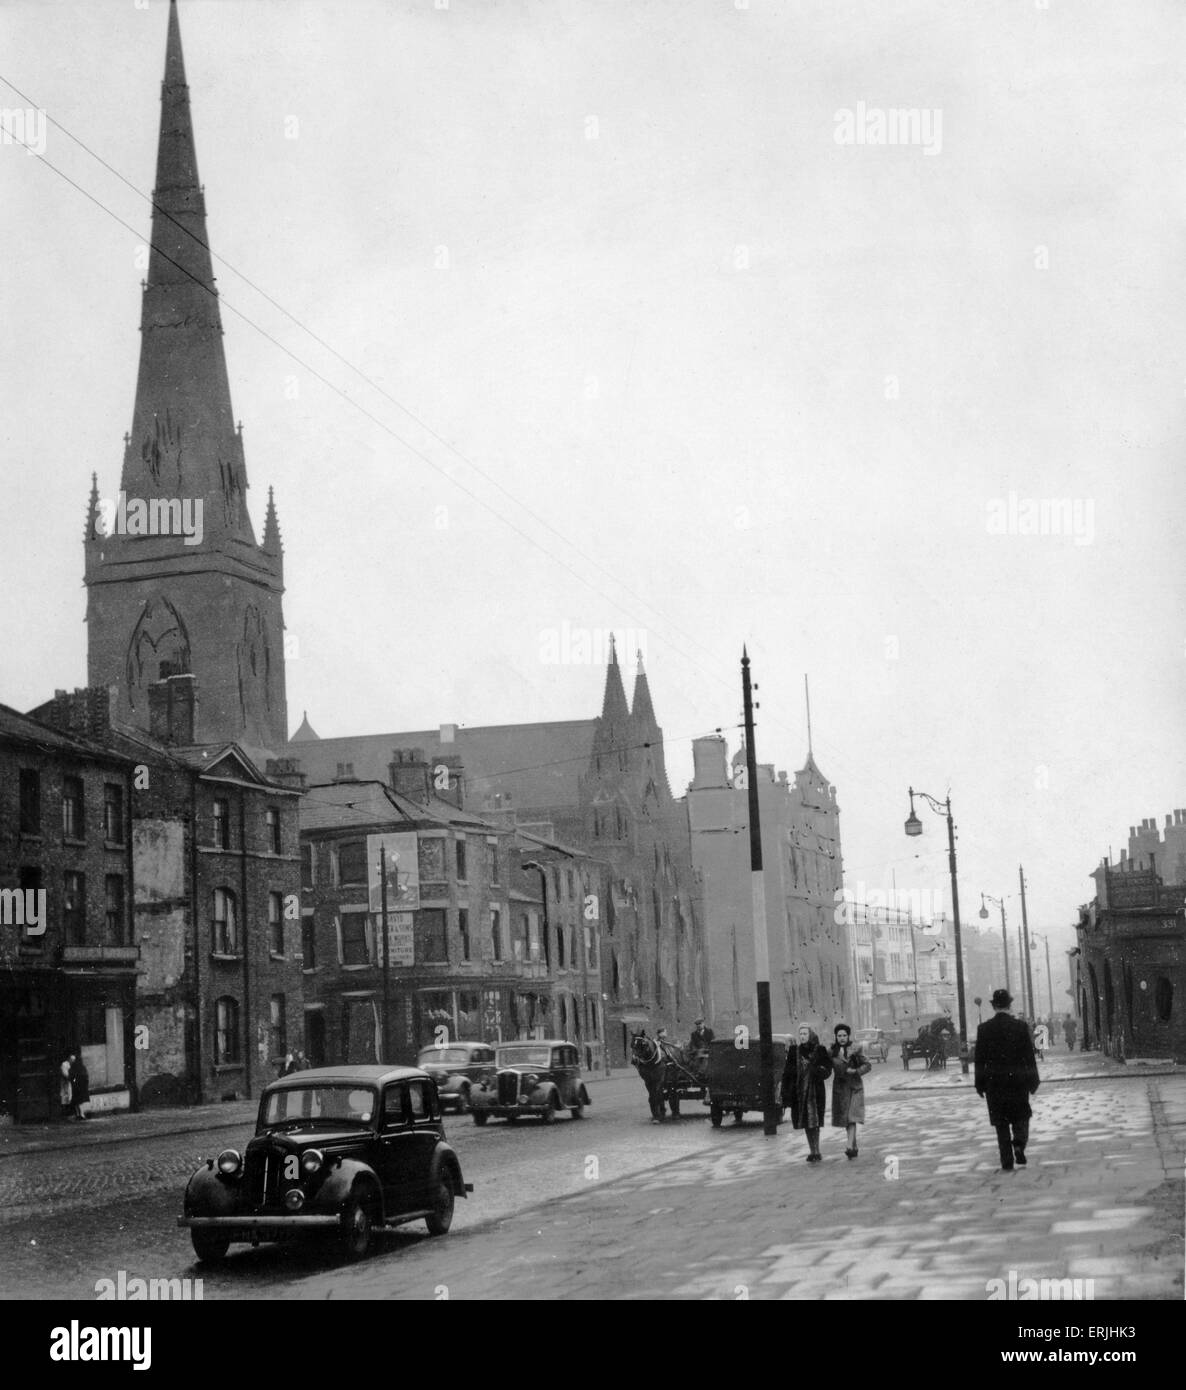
xmin=3 ymin=0 xmax=1184 ymax=987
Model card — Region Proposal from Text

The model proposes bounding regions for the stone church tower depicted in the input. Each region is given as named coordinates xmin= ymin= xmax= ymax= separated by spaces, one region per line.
xmin=85 ymin=0 xmax=287 ymax=759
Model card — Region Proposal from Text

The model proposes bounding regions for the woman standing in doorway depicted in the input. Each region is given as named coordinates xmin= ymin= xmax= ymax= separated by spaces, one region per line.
xmin=68 ymin=1049 xmax=90 ymax=1120
xmin=781 ymin=1025 xmax=832 ymax=1163
xmin=59 ymin=1052 xmax=74 ymax=1120
xmin=831 ymin=1023 xmax=871 ymax=1158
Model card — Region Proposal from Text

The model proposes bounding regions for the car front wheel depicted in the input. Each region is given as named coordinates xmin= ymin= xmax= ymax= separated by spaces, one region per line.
xmin=191 ymin=1229 xmax=230 ymax=1264
xmin=540 ymin=1095 xmax=557 ymax=1124
xmin=338 ymin=1194 xmax=373 ymax=1261
xmin=425 ymin=1176 xmax=455 ymax=1236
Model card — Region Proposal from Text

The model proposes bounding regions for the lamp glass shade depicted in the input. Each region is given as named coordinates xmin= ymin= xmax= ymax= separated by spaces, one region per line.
xmin=978 ymin=906 xmax=989 ymax=919
xmin=904 ymin=812 xmax=923 ymax=837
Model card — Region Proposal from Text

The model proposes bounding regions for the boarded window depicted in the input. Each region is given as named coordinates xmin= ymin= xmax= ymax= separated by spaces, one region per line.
xmin=62 ymin=777 xmax=84 ymax=840
xmin=340 ymin=914 xmax=372 ymax=966
xmin=18 ymin=769 xmax=40 ymax=835
xmin=338 ymin=841 xmax=367 ymax=886
xmin=417 ymin=908 xmax=448 ymax=964
xmin=418 ymin=838 xmax=446 ymax=884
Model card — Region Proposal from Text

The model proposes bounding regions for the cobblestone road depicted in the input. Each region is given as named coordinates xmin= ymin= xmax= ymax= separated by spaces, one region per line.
xmin=281 ymin=1070 xmax=1186 ymax=1301
xmin=1 ymin=1058 xmax=1181 ymax=1301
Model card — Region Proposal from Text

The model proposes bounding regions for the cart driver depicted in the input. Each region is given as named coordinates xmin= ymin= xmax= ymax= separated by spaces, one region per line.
xmin=690 ymin=1018 xmax=715 ymax=1051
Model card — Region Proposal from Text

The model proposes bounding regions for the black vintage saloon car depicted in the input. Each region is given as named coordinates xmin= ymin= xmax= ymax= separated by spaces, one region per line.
xmin=178 ymin=1065 xmax=470 ymax=1263
xmin=470 ymin=1040 xmax=591 ymax=1124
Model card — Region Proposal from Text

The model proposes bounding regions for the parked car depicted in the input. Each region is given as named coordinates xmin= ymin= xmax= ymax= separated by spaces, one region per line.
xmin=415 ymin=1041 xmax=496 ymax=1113
xmin=178 ymin=1065 xmax=471 ymax=1264
xmin=470 ymin=1040 xmax=591 ymax=1124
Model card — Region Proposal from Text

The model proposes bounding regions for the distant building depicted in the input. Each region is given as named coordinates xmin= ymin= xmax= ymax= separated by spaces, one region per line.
xmin=289 ymin=644 xmax=705 ymax=1066
xmin=0 ymin=702 xmax=138 ymax=1121
xmin=298 ymin=761 xmax=523 ymax=1065
xmin=31 ymin=681 xmax=304 ymax=1107
xmin=685 ymin=734 xmax=852 ymax=1038
xmin=511 ymin=831 xmax=610 ymax=1074
xmin=1076 ymin=811 xmax=1186 ymax=1061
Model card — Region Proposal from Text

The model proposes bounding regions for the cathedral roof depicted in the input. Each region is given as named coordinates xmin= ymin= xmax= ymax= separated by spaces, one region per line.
xmin=288 ymin=720 xmax=598 ymax=815
xmin=291 ymin=710 xmax=320 ymax=742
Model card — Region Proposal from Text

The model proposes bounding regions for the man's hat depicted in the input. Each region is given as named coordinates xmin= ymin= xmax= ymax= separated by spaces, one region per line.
xmin=991 ymin=988 xmax=1013 ymax=1009
xmin=694 ymin=1017 xmax=704 ymax=1025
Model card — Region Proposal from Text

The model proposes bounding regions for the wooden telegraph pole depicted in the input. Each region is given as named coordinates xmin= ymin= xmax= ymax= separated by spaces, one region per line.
xmin=380 ymin=844 xmax=391 ymax=1061
xmin=741 ymin=648 xmax=779 ymax=1136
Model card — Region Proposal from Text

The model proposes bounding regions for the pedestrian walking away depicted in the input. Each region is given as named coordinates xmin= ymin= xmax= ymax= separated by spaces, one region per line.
xmin=68 ymin=1049 xmax=91 ymax=1120
xmin=781 ymin=1024 xmax=832 ymax=1163
xmin=1063 ymin=1016 xmax=1077 ymax=1052
xmin=974 ymin=988 xmax=1040 ymax=1171
xmin=830 ymin=1023 xmax=871 ymax=1158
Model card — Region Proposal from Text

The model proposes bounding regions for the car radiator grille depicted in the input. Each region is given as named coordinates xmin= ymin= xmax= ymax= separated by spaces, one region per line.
xmin=497 ymin=1071 xmax=520 ymax=1106
xmin=245 ymin=1149 xmax=282 ymax=1209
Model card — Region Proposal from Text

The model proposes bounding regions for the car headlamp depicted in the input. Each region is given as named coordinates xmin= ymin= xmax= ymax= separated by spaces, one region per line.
xmin=216 ymin=1148 xmax=242 ymax=1176
xmin=300 ymin=1149 xmax=324 ymax=1177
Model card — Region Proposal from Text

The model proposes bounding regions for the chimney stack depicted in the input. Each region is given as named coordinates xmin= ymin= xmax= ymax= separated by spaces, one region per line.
xmin=388 ymin=748 xmax=430 ymax=803
xmin=147 ymin=674 xmax=196 ymax=746
xmin=266 ymin=757 xmax=308 ymax=791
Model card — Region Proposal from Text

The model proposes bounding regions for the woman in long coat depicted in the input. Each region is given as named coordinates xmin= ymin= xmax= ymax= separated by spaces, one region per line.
xmin=68 ymin=1052 xmax=90 ymax=1120
xmin=830 ymin=1023 xmax=871 ymax=1158
xmin=781 ymin=1025 xmax=832 ymax=1162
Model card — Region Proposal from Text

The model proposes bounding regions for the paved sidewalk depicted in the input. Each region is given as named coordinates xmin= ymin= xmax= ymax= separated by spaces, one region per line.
xmin=280 ymin=1070 xmax=1186 ymax=1301
xmin=0 ymin=1071 xmax=624 ymax=1161
xmin=892 ymin=1049 xmax=1178 ymax=1093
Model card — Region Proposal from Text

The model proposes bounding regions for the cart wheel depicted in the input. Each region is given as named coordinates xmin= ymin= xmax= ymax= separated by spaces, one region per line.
xmin=710 ymin=1103 xmax=723 ymax=1128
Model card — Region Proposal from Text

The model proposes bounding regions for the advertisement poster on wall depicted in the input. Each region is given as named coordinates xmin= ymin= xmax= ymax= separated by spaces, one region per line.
xmin=374 ymin=910 xmax=415 ymax=967
xmin=367 ymin=832 xmax=419 ymax=914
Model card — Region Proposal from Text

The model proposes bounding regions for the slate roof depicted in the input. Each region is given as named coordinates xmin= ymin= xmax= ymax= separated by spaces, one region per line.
xmin=299 ymin=779 xmax=510 ymax=835
xmin=0 ymin=703 xmax=130 ymax=763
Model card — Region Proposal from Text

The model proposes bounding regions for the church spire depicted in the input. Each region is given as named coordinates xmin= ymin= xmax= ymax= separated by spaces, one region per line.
xmin=84 ymin=0 xmax=288 ymax=759
xmin=119 ymin=0 xmax=254 ymax=546
xmin=599 ymin=634 xmax=629 ymax=724
xmin=262 ymin=484 xmax=283 ymax=558
xmin=630 ymin=649 xmax=656 ymax=727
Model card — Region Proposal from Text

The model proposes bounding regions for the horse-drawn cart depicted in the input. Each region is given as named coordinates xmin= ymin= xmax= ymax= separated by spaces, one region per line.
xmin=705 ymin=1037 xmax=789 ymax=1127
xmin=630 ymin=1034 xmax=708 ymax=1121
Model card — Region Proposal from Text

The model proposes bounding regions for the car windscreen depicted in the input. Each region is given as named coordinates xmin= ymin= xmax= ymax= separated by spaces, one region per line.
xmin=496 ymin=1046 xmax=552 ymax=1068
xmin=262 ymin=1084 xmax=376 ymax=1128
xmin=417 ymin=1048 xmax=472 ymax=1066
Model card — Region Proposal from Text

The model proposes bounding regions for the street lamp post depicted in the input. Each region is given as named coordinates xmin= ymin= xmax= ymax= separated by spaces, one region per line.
xmin=1031 ymin=931 xmax=1055 ymax=1020
xmin=522 ymin=859 xmax=554 ymax=1038
xmin=978 ymin=892 xmax=1009 ymax=995
xmin=904 ymin=787 xmax=969 ymax=1066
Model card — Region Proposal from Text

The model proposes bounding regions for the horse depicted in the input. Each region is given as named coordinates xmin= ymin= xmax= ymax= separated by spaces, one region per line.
xmin=630 ymin=1031 xmax=684 ymax=1123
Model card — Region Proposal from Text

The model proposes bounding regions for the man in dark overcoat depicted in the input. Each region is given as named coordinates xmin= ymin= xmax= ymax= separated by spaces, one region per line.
xmin=974 ymin=988 xmax=1040 ymax=1170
